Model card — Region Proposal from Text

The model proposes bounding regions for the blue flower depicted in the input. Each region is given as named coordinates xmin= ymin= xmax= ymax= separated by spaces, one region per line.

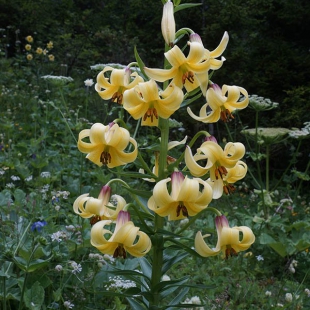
xmin=31 ymin=221 xmax=47 ymax=232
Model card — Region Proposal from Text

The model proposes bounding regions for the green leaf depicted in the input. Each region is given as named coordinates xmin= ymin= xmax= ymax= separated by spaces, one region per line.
xmin=23 ymin=281 xmax=45 ymax=310
xmin=138 ymin=257 xmax=152 ymax=280
xmin=174 ymin=3 xmax=201 ymax=13
xmin=162 ymin=249 xmax=188 ymax=274
xmin=268 ymin=242 xmax=287 ymax=257
xmin=126 ymin=297 xmax=148 ymax=310
xmin=134 ymin=46 xmax=149 ymax=80
xmin=166 ymin=287 xmax=189 ymax=309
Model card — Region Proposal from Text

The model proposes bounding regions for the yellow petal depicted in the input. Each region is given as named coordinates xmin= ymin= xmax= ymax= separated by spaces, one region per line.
xmin=195 ymin=231 xmax=220 ymax=257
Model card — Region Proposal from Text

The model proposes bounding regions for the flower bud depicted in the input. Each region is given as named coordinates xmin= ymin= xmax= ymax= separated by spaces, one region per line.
xmin=161 ymin=0 xmax=175 ymax=46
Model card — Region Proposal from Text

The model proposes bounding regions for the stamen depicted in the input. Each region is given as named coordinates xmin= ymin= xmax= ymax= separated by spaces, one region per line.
xmin=225 ymin=247 xmax=238 ymax=259
xmin=143 ymin=108 xmax=158 ymax=123
xmin=176 ymin=204 xmax=188 ymax=217
xmin=89 ymin=215 xmax=101 ymax=226
xmin=215 ymin=166 xmax=228 ymax=179
xmin=111 ymin=92 xmax=123 ymax=104
xmin=182 ymin=71 xmax=195 ymax=84
xmin=100 ymin=151 xmax=112 ymax=165
xmin=223 ymin=184 xmax=236 ymax=195
xmin=113 ymin=245 xmax=127 ymax=259
xmin=220 ymin=109 xmax=234 ymax=122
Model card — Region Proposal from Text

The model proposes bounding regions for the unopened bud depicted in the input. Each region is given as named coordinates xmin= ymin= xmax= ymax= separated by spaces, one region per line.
xmin=161 ymin=0 xmax=175 ymax=46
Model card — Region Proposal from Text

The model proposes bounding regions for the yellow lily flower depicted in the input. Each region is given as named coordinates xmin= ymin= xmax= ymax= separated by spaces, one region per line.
xmin=208 ymin=161 xmax=247 ymax=199
xmin=148 ymin=171 xmax=213 ymax=220
xmin=144 ymin=42 xmax=209 ymax=94
xmin=95 ymin=66 xmax=143 ymax=104
xmin=73 ymin=185 xmax=126 ymax=220
xmin=187 ymin=83 xmax=249 ymax=123
xmin=91 ymin=211 xmax=152 ymax=258
xmin=78 ymin=122 xmax=138 ymax=167
xmin=123 ymin=79 xmax=184 ymax=126
xmin=195 ymin=215 xmax=255 ymax=258
xmin=189 ymin=32 xmax=229 ymax=72
xmin=184 ymin=140 xmax=245 ymax=178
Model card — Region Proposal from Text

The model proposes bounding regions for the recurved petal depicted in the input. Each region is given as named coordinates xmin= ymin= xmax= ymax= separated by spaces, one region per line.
xmin=144 ymin=66 xmax=177 ymax=83
xmin=73 ymin=193 xmax=92 ymax=217
xmin=90 ymin=220 xmax=113 ymax=247
xmin=78 ymin=129 xmax=97 ymax=153
xmin=231 ymin=226 xmax=255 ymax=251
xmin=185 ymin=146 xmax=209 ymax=177
xmin=125 ymin=231 xmax=152 ymax=257
xmin=111 ymin=222 xmax=140 ymax=245
xmin=210 ymin=31 xmax=229 ymax=58
xmin=226 ymin=161 xmax=247 ymax=183
xmin=107 ymin=138 xmax=138 ymax=168
xmin=151 ymin=178 xmax=174 ymax=206
xmin=138 ymin=79 xmax=160 ymax=102
xmin=187 ymin=103 xmax=221 ymax=123
xmin=224 ymin=142 xmax=245 ymax=161
xmin=165 ymin=45 xmax=187 ymax=67
xmin=187 ymin=42 xmax=205 ymax=64
xmin=89 ymin=123 xmax=108 ymax=144
xmin=195 ymin=231 xmax=221 ymax=257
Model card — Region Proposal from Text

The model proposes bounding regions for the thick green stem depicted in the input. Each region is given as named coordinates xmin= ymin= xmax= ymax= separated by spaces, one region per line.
xmin=266 ymin=144 xmax=270 ymax=192
xmin=149 ymin=117 xmax=169 ymax=308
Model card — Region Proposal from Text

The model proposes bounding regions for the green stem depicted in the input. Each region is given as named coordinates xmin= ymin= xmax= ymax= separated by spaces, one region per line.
xmin=272 ymin=139 xmax=302 ymax=191
xmin=149 ymin=117 xmax=169 ymax=308
xmin=266 ymin=144 xmax=270 ymax=192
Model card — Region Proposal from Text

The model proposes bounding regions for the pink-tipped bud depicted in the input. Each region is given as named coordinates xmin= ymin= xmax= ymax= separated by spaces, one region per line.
xmin=205 ymin=136 xmax=218 ymax=143
xmin=98 ymin=185 xmax=112 ymax=204
xmin=189 ymin=33 xmax=203 ymax=45
xmin=215 ymin=215 xmax=229 ymax=229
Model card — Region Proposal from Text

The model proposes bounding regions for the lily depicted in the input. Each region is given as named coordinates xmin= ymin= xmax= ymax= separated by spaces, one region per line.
xmin=148 ymin=171 xmax=213 ymax=220
xmin=123 ymin=79 xmax=184 ymax=126
xmin=78 ymin=122 xmax=138 ymax=168
xmin=91 ymin=211 xmax=152 ymax=258
xmin=144 ymin=41 xmax=209 ymax=94
xmin=185 ymin=140 xmax=245 ymax=178
xmin=208 ymin=161 xmax=247 ymax=199
xmin=195 ymin=215 xmax=255 ymax=258
xmin=187 ymin=83 xmax=249 ymax=123
xmin=73 ymin=185 xmax=126 ymax=220
xmin=189 ymin=32 xmax=229 ymax=73
xmin=95 ymin=66 xmax=143 ymax=104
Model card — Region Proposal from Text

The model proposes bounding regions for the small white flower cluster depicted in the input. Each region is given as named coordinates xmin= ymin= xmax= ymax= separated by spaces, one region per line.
xmin=265 ymin=290 xmax=272 ymax=297
xmin=289 ymin=121 xmax=310 ymax=139
xmin=305 ymin=288 xmax=310 ymax=297
xmin=256 ymin=255 xmax=264 ymax=261
xmin=90 ymin=63 xmax=125 ymax=71
xmin=288 ymin=259 xmax=298 ymax=273
xmin=63 ymin=300 xmax=74 ymax=309
xmin=161 ymin=274 xmax=171 ymax=281
xmin=52 ymin=190 xmax=70 ymax=199
xmin=51 ymin=230 xmax=67 ymax=242
xmin=55 ymin=264 xmax=63 ymax=272
xmin=84 ymin=78 xmax=94 ymax=87
xmin=25 ymin=175 xmax=33 ymax=182
xmin=41 ymin=75 xmax=74 ymax=85
xmin=182 ymin=296 xmax=203 ymax=310
xmin=11 ymin=175 xmax=20 ymax=181
xmin=6 ymin=183 xmax=15 ymax=188
xmin=89 ymin=253 xmax=115 ymax=264
xmin=249 ymin=94 xmax=279 ymax=111
xmin=40 ymin=184 xmax=50 ymax=200
xmin=69 ymin=261 xmax=82 ymax=274
xmin=0 ymin=169 xmax=5 ymax=176
xmin=105 ymin=276 xmax=137 ymax=291
xmin=40 ymin=171 xmax=51 ymax=178
xmin=285 ymin=293 xmax=293 ymax=303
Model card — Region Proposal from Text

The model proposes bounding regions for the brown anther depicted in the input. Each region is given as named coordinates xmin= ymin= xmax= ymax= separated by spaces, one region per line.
xmin=182 ymin=71 xmax=195 ymax=84
xmin=111 ymin=92 xmax=123 ymax=104
xmin=225 ymin=247 xmax=238 ymax=259
xmin=100 ymin=151 xmax=112 ymax=165
xmin=89 ymin=215 xmax=101 ymax=226
xmin=176 ymin=204 xmax=188 ymax=217
xmin=215 ymin=166 xmax=228 ymax=180
xmin=223 ymin=184 xmax=236 ymax=195
xmin=220 ymin=109 xmax=234 ymax=122
xmin=113 ymin=245 xmax=127 ymax=259
xmin=143 ymin=108 xmax=158 ymax=123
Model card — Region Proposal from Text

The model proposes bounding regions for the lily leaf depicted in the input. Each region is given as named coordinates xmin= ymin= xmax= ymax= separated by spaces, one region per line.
xmin=126 ymin=297 xmax=148 ymax=310
xmin=174 ymin=3 xmax=201 ymax=13
xmin=134 ymin=46 xmax=149 ymax=80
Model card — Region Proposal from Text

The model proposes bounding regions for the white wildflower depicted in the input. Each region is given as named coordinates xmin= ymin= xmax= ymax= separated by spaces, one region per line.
xmin=256 ymin=255 xmax=264 ymax=261
xmin=84 ymin=78 xmax=94 ymax=87
xmin=40 ymin=171 xmax=51 ymax=178
xmin=70 ymin=261 xmax=82 ymax=274
xmin=63 ymin=301 xmax=74 ymax=309
xmin=265 ymin=291 xmax=272 ymax=296
xmin=55 ymin=265 xmax=63 ymax=272
xmin=285 ymin=293 xmax=293 ymax=303
xmin=51 ymin=231 xmax=63 ymax=242
xmin=11 ymin=175 xmax=20 ymax=181
xmin=6 ymin=183 xmax=15 ymax=188
xmin=162 ymin=274 xmax=171 ymax=281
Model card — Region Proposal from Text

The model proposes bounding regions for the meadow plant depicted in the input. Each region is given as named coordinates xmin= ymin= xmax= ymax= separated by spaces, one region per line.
xmin=72 ymin=0 xmax=255 ymax=308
